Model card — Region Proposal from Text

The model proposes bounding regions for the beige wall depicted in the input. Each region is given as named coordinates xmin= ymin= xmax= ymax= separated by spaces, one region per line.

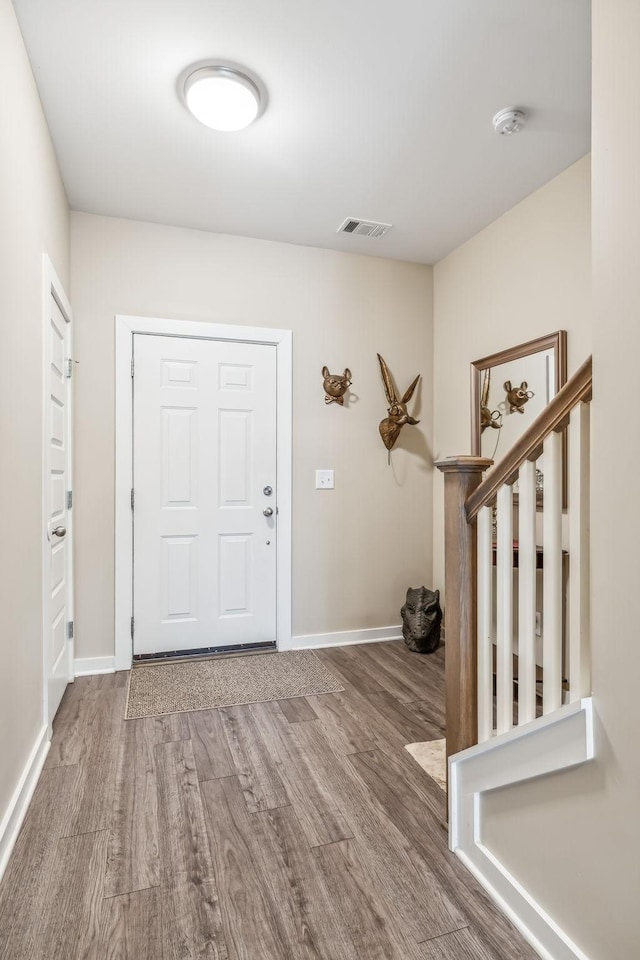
xmin=432 ymin=155 xmax=592 ymax=591
xmin=462 ymin=7 xmax=640 ymax=957
xmin=70 ymin=213 xmax=433 ymax=659
xmin=0 ymin=0 xmax=69 ymax=822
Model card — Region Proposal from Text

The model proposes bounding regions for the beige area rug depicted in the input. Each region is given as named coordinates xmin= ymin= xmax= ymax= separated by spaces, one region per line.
xmin=405 ymin=739 xmax=447 ymax=791
xmin=125 ymin=650 xmax=344 ymax=719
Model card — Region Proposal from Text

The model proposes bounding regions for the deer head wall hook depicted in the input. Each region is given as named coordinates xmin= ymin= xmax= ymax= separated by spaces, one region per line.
xmin=377 ymin=354 xmax=420 ymax=452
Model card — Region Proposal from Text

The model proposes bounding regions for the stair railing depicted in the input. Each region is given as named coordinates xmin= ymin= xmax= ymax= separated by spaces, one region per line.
xmin=436 ymin=356 xmax=592 ymax=761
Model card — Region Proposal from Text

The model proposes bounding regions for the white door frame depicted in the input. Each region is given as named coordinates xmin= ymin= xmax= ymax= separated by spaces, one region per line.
xmin=42 ymin=255 xmax=74 ymax=731
xmin=114 ymin=315 xmax=293 ymax=670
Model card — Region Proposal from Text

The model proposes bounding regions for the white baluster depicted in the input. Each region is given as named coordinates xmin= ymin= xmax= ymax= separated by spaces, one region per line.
xmin=496 ymin=483 xmax=513 ymax=734
xmin=477 ymin=504 xmax=494 ymax=742
xmin=518 ymin=460 xmax=537 ymax=724
xmin=543 ymin=430 xmax=563 ymax=713
xmin=569 ymin=402 xmax=591 ymax=701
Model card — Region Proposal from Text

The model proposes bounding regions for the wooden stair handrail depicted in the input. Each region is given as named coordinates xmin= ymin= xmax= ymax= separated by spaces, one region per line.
xmin=465 ymin=356 xmax=592 ymax=522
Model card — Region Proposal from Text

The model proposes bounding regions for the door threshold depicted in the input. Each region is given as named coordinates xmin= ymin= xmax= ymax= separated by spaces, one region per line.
xmin=132 ymin=640 xmax=277 ymax=666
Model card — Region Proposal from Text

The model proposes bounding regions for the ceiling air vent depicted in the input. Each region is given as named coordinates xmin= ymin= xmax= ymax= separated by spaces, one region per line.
xmin=337 ymin=217 xmax=392 ymax=239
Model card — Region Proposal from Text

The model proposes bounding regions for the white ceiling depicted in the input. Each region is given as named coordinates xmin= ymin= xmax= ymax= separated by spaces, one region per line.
xmin=14 ymin=0 xmax=591 ymax=264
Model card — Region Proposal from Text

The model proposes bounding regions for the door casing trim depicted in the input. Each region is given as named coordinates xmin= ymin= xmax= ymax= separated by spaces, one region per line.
xmin=114 ymin=315 xmax=293 ymax=670
xmin=42 ymin=255 xmax=74 ymax=733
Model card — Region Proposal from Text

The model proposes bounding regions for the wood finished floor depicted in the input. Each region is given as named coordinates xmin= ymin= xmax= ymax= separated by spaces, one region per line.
xmin=0 ymin=641 xmax=537 ymax=960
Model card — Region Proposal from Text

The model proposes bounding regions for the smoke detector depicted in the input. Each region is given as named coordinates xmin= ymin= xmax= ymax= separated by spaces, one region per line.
xmin=337 ymin=217 xmax=392 ymax=239
xmin=492 ymin=108 xmax=526 ymax=136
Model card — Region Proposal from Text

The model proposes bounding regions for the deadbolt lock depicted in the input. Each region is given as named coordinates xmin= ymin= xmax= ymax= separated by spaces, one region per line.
xmin=263 ymin=485 xmax=273 ymax=496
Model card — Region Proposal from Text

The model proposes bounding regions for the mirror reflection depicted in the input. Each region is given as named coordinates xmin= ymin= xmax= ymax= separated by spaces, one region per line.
xmin=470 ymin=331 xmax=567 ymax=507
xmin=480 ymin=349 xmax=555 ymax=462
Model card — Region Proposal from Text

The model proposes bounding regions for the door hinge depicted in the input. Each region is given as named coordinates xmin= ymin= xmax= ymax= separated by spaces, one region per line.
xmin=131 ymin=488 xmax=135 ymax=510
xmin=130 ymin=616 xmax=135 ymax=638
xmin=65 ymin=358 xmax=73 ymax=379
xmin=67 ymin=621 xmax=74 ymax=640
xmin=131 ymin=357 xmax=135 ymax=378
xmin=66 ymin=490 xmax=73 ymax=510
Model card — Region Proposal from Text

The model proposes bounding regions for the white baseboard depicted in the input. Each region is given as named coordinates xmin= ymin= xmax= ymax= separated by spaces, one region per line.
xmin=0 ymin=725 xmax=50 ymax=883
xmin=74 ymin=656 xmax=116 ymax=676
xmin=449 ymin=698 xmax=594 ymax=960
xmin=291 ymin=625 xmax=402 ymax=650
xmin=74 ymin=632 xmax=401 ymax=671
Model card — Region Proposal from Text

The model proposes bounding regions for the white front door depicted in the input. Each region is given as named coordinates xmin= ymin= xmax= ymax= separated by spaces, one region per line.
xmin=132 ymin=334 xmax=277 ymax=657
xmin=44 ymin=282 xmax=73 ymax=727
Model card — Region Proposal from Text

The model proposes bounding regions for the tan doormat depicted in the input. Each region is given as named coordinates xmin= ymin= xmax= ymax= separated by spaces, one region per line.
xmin=404 ymin=739 xmax=447 ymax=791
xmin=125 ymin=649 xmax=344 ymax=719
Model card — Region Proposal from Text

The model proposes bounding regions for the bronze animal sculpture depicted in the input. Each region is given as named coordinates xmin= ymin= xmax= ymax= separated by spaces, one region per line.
xmin=322 ymin=366 xmax=352 ymax=405
xmin=401 ymin=586 xmax=442 ymax=654
xmin=504 ymin=380 xmax=534 ymax=414
xmin=377 ymin=354 xmax=420 ymax=451
xmin=480 ymin=368 xmax=502 ymax=433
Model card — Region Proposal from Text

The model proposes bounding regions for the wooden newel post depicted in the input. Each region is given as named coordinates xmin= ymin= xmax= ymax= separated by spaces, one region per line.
xmin=435 ymin=457 xmax=493 ymax=763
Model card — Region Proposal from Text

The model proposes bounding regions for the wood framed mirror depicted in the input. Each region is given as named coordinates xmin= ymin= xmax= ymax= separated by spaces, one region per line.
xmin=471 ymin=331 xmax=567 ymax=506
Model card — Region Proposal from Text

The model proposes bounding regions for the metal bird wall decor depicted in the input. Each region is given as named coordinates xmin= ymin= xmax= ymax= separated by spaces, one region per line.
xmin=376 ymin=353 xmax=421 ymax=455
xmin=480 ymin=367 xmax=502 ymax=433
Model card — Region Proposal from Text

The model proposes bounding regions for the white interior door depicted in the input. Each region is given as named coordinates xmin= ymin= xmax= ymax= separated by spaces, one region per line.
xmin=44 ymin=283 xmax=73 ymax=727
xmin=133 ymin=334 xmax=277 ymax=657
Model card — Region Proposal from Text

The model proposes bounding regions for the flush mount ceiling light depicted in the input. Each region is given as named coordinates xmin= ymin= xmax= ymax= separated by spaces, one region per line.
xmin=183 ymin=65 xmax=262 ymax=132
xmin=492 ymin=108 xmax=526 ymax=136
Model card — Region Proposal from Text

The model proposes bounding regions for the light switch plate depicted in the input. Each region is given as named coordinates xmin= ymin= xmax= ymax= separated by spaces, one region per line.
xmin=316 ymin=469 xmax=334 ymax=489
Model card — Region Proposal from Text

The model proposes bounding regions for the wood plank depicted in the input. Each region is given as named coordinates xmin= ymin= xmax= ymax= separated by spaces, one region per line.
xmin=62 ymin=686 xmax=126 ymax=837
xmin=155 ymin=738 xmax=227 ymax=960
xmin=99 ymin=887 xmax=163 ymax=960
xmin=347 ymin=750 xmax=539 ymax=959
xmin=417 ymin=927 xmax=495 ymax=960
xmin=387 ymin=638 xmax=446 ymax=681
xmin=32 ymin=830 xmax=109 ymax=960
xmin=47 ymin=684 xmax=105 ymax=766
xmin=304 ymin=692 xmax=377 ymax=756
xmin=354 ymin=643 xmax=435 ymax=703
xmin=305 ymin=683 xmax=439 ymax=758
xmin=0 ymin=765 xmax=81 ymax=960
xmin=252 ymin=804 xmax=357 ymax=960
xmin=104 ymin=717 xmax=160 ymax=898
xmin=218 ymin=703 xmax=289 ymax=813
xmin=250 ymin=702 xmax=353 ymax=848
xmin=189 ymin=709 xmax=236 ymax=781
xmin=385 ymin=643 xmax=447 ymax=730
xmin=376 ymin=741 xmax=448 ymax=830
xmin=200 ymin=776 xmax=290 ymax=960
xmin=148 ymin=711 xmax=191 ymax=743
xmin=54 ymin=674 xmax=116 ymax=726
xmin=332 ymin=759 xmax=465 ymax=943
xmin=314 ymin=647 xmax=386 ymax=695
xmin=277 ymin=697 xmax=318 ymax=723
xmin=313 ymin=838 xmax=432 ymax=960
xmin=404 ymin=699 xmax=446 ymax=735
xmin=367 ymin=690 xmax=444 ymax=744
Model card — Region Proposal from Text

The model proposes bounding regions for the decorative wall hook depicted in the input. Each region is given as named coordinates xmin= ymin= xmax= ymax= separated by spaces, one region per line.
xmin=504 ymin=379 xmax=535 ymax=414
xmin=377 ymin=354 xmax=420 ymax=452
xmin=322 ymin=366 xmax=352 ymax=405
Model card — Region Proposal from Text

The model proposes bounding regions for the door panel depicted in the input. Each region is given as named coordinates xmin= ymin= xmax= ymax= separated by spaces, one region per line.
xmin=45 ymin=294 xmax=72 ymax=725
xmin=133 ymin=334 xmax=277 ymax=656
